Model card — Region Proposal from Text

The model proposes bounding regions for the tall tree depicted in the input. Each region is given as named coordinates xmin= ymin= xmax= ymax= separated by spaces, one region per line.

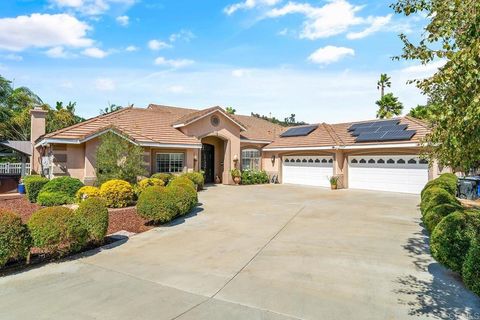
xmin=100 ymin=103 xmax=122 ymax=115
xmin=408 ymin=102 xmax=439 ymax=123
xmin=225 ymin=106 xmax=236 ymax=114
xmin=377 ymin=73 xmax=391 ymax=98
xmin=392 ymin=0 xmax=480 ymax=172
xmin=376 ymin=93 xmax=404 ymax=119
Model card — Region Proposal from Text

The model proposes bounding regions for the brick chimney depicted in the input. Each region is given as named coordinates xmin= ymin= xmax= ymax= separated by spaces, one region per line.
xmin=30 ymin=107 xmax=48 ymax=174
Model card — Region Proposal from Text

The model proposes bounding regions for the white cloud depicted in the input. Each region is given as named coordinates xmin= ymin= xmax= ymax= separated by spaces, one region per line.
xmin=347 ymin=14 xmax=392 ymax=39
xmin=154 ymin=57 xmax=194 ymax=68
xmin=169 ymin=30 xmax=195 ymax=42
xmin=0 ymin=13 xmax=92 ymax=51
xmin=94 ymin=78 xmax=115 ymax=91
xmin=167 ymin=85 xmax=187 ymax=94
xmin=308 ymin=45 xmax=354 ymax=64
xmin=125 ymin=45 xmax=138 ymax=52
xmin=265 ymin=0 xmax=391 ymax=40
xmin=82 ymin=47 xmax=109 ymax=58
xmin=224 ymin=0 xmax=281 ymax=15
xmin=400 ymin=60 xmax=447 ymax=76
xmin=148 ymin=39 xmax=171 ymax=51
xmin=116 ymin=15 xmax=129 ymax=26
xmin=232 ymin=69 xmax=252 ymax=77
xmin=50 ymin=0 xmax=136 ymax=16
xmin=2 ymin=54 xmax=23 ymax=61
xmin=45 ymin=46 xmax=69 ymax=58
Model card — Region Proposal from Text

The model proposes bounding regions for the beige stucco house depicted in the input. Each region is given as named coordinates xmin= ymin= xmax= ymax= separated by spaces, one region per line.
xmin=30 ymin=104 xmax=445 ymax=194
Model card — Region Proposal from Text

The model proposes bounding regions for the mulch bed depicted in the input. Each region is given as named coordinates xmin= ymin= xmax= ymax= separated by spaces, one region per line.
xmin=0 ymin=196 xmax=152 ymax=235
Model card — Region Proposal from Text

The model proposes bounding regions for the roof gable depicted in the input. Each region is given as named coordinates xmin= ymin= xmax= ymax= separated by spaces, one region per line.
xmin=172 ymin=106 xmax=248 ymax=131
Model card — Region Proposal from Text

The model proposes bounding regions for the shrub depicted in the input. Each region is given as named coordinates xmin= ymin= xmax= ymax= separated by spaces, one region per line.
xmin=421 ymin=173 xmax=458 ymax=198
xmin=27 ymin=207 xmax=87 ymax=255
xmin=136 ymin=186 xmax=177 ymax=223
xmin=99 ymin=179 xmax=134 ymax=208
xmin=76 ymin=186 xmax=101 ymax=201
xmin=169 ymin=176 xmax=196 ymax=189
xmin=40 ymin=176 xmax=84 ymax=198
xmin=151 ymin=173 xmax=173 ymax=185
xmin=430 ymin=210 xmax=480 ymax=273
xmin=462 ymin=238 xmax=480 ymax=296
xmin=180 ymin=172 xmax=205 ymax=190
xmin=420 ymin=186 xmax=460 ymax=215
xmin=0 ymin=209 xmax=32 ymax=268
xmin=37 ymin=191 xmax=75 ymax=206
xmin=135 ymin=178 xmax=165 ymax=196
xmin=168 ymin=184 xmax=198 ymax=215
xmin=423 ymin=203 xmax=464 ymax=234
xmin=241 ymin=170 xmax=269 ymax=185
xmin=75 ymin=198 xmax=109 ymax=244
xmin=23 ymin=175 xmax=49 ymax=203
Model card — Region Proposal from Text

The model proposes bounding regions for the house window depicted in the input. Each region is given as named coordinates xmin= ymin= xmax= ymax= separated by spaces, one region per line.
xmin=241 ymin=149 xmax=260 ymax=170
xmin=156 ymin=153 xmax=184 ymax=173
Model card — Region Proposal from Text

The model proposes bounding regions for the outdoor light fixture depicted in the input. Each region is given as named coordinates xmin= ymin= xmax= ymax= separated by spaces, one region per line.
xmin=271 ymin=155 xmax=276 ymax=165
xmin=233 ymin=154 xmax=238 ymax=165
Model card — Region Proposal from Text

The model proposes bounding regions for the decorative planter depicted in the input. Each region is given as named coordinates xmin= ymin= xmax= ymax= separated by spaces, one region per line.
xmin=330 ymin=184 xmax=337 ymax=190
xmin=233 ymin=176 xmax=241 ymax=185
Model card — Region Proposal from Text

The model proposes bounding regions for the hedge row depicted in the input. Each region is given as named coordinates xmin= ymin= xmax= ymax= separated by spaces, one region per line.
xmin=241 ymin=170 xmax=269 ymax=185
xmin=421 ymin=173 xmax=480 ymax=296
xmin=0 ymin=198 xmax=109 ymax=268
xmin=136 ymin=177 xmax=198 ymax=224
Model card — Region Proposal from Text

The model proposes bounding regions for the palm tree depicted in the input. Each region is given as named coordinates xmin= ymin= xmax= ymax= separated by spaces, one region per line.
xmin=376 ymin=93 xmax=404 ymax=119
xmin=377 ymin=73 xmax=391 ymax=98
xmin=225 ymin=106 xmax=236 ymax=114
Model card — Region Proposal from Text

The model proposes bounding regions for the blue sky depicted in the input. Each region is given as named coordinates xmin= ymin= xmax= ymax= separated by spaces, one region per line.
xmin=0 ymin=0 xmax=438 ymax=123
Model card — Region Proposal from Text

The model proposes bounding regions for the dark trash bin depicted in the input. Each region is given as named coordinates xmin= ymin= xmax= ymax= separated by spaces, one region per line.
xmin=458 ymin=176 xmax=480 ymax=200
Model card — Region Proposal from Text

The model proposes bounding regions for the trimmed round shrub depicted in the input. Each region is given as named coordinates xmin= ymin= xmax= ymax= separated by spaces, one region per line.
xmin=27 ymin=207 xmax=88 ymax=255
xmin=23 ymin=175 xmax=49 ymax=203
xmin=462 ymin=238 xmax=480 ymax=295
xmin=180 ymin=172 xmax=205 ymax=190
xmin=241 ymin=170 xmax=269 ymax=185
xmin=420 ymin=186 xmax=460 ymax=215
xmin=430 ymin=210 xmax=480 ymax=273
xmin=151 ymin=173 xmax=173 ymax=185
xmin=75 ymin=198 xmax=109 ymax=244
xmin=40 ymin=176 xmax=84 ymax=197
xmin=136 ymin=186 xmax=177 ymax=224
xmin=37 ymin=192 xmax=75 ymax=206
xmin=423 ymin=203 xmax=464 ymax=234
xmin=421 ymin=173 xmax=458 ymax=198
xmin=0 ymin=209 xmax=32 ymax=267
xmin=135 ymin=178 xmax=165 ymax=196
xmin=168 ymin=176 xmax=195 ymax=189
xmin=168 ymin=184 xmax=197 ymax=215
xmin=99 ymin=179 xmax=134 ymax=208
xmin=76 ymin=186 xmax=101 ymax=201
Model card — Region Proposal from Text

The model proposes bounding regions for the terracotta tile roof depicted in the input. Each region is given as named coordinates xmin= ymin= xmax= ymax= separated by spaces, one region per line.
xmin=233 ymin=114 xmax=285 ymax=141
xmin=172 ymin=106 xmax=248 ymax=130
xmin=265 ymin=117 xmax=430 ymax=149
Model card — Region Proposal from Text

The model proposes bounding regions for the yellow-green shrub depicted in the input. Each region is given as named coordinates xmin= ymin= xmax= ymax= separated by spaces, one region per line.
xmin=23 ymin=175 xmax=49 ymax=203
xmin=136 ymin=186 xmax=177 ymax=224
xmin=180 ymin=172 xmax=205 ymax=190
xmin=76 ymin=186 xmax=101 ymax=201
xmin=0 ymin=209 xmax=32 ymax=267
xmin=99 ymin=179 xmax=134 ymax=208
xmin=168 ymin=176 xmax=195 ymax=189
xmin=150 ymin=173 xmax=173 ymax=185
xmin=75 ymin=198 xmax=109 ymax=244
xmin=135 ymin=178 xmax=165 ymax=196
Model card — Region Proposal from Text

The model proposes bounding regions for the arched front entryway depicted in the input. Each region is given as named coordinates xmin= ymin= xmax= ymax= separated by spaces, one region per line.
xmin=201 ymin=135 xmax=233 ymax=184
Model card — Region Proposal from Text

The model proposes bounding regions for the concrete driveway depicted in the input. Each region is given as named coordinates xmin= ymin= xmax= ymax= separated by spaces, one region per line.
xmin=1 ymin=185 xmax=479 ymax=319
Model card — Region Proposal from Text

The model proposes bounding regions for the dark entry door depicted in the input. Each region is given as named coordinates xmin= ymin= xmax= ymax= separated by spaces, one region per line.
xmin=201 ymin=143 xmax=215 ymax=183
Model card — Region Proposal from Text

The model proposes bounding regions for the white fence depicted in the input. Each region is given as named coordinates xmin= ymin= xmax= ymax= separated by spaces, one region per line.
xmin=0 ymin=163 xmax=31 ymax=175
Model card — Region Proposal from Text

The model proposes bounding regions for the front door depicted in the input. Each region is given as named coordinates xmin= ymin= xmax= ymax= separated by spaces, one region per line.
xmin=201 ymin=143 xmax=215 ymax=183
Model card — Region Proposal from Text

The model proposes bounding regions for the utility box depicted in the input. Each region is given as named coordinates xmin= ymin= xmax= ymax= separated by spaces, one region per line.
xmin=458 ymin=177 xmax=480 ymax=200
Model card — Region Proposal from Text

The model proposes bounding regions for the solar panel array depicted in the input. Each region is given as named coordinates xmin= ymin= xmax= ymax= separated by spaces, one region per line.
xmin=280 ymin=124 xmax=318 ymax=137
xmin=348 ymin=120 xmax=416 ymax=143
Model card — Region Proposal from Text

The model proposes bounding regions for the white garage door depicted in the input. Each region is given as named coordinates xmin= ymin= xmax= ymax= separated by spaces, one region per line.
xmin=282 ymin=155 xmax=333 ymax=187
xmin=348 ymin=155 xmax=429 ymax=194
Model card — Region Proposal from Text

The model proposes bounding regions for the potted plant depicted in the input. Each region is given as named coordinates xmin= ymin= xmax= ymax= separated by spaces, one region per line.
xmin=230 ymin=169 xmax=241 ymax=185
xmin=329 ymin=175 xmax=339 ymax=190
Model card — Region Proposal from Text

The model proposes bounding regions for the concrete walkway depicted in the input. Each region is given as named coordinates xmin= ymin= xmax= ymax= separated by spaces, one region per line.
xmin=1 ymin=185 xmax=479 ymax=319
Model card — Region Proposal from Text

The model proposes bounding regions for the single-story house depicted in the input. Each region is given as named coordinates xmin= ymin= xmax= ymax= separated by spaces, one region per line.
xmin=30 ymin=104 xmax=448 ymax=194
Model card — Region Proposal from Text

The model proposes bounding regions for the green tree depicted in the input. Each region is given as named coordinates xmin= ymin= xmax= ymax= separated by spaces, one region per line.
xmin=377 ymin=73 xmax=391 ymax=98
xmin=100 ymin=103 xmax=122 ymax=115
xmin=408 ymin=102 xmax=439 ymax=123
xmin=376 ymin=93 xmax=404 ymax=119
xmin=392 ymin=0 xmax=480 ymax=172
xmin=225 ymin=106 xmax=236 ymax=114
xmin=95 ymin=132 xmax=147 ymax=185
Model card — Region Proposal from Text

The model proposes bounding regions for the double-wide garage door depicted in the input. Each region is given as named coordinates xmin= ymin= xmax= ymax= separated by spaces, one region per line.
xmin=282 ymin=156 xmax=333 ymax=187
xmin=348 ymin=155 xmax=428 ymax=194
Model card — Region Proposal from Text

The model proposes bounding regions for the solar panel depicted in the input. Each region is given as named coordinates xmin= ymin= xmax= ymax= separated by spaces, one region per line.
xmin=380 ymin=130 xmax=416 ymax=141
xmin=348 ymin=119 xmax=400 ymax=131
xmin=351 ymin=124 xmax=408 ymax=136
xmin=355 ymin=132 xmax=386 ymax=142
xmin=280 ymin=125 xmax=318 ymax=137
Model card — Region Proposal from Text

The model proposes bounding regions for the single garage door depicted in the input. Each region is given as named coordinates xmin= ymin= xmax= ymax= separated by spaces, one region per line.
xmin=348 ymin=155 xmax=429 ymax=194
xmin=282 ymin=155 xmax=333 ymax=187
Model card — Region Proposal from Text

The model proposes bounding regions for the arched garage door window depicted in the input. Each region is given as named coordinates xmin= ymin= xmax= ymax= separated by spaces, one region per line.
xmin=242 ymin=149 xmax=260 ymax=170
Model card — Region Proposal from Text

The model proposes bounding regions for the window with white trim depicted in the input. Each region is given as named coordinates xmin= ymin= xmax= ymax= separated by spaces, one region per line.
xmin=156 ymin=153 xmax=184 ymax=173
xmin=241 ymin=149 xmax=261 ymax=170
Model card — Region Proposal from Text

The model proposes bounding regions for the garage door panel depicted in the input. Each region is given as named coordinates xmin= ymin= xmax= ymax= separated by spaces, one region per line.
xmin=283 ymin=156 xmax=333 ymax=187
xmin=348 ymin=155 xmax=428 ymax=194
